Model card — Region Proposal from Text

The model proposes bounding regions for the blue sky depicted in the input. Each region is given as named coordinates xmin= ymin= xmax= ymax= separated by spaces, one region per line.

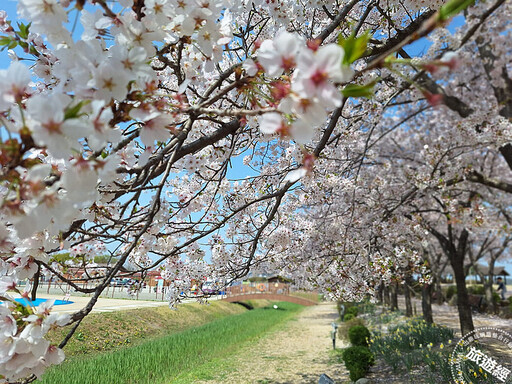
xmin=0 ymin=1 xmax=17 ymax=69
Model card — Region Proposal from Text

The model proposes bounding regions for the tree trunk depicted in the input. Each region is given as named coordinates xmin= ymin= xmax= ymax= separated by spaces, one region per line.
xmin=390 ymin=282 xmax=399 ymax=311
xmin=31 ymin=264 xmax=40 ymax=301
xmin=383 ymin=286 xmax=391 ymax=307
xmin=483 ymin=278 xmax=496 ymax=314
xmin=434 ymin=276 xmax=444 ymax=305
xmin=485 ymin=257 xmax=497 ymax=314
xmin=422 ymin=283 xmax=433 ymax=324
xmin=404 ymin=276 xmax=413 ymax=317
xmin=451 ymin=229 xmax=474 ymax=335
xmin=377 ymin=283 xmax=384 ymax=304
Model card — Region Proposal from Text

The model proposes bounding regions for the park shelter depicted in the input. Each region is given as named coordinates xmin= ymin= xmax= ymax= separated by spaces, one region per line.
xmin=475 ymin=265 xmax=510 ymax=285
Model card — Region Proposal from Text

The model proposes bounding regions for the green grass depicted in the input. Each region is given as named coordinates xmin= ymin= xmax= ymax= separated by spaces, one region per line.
xmin=46 ymin=301 xmax=247 ymax=356
xmin=38 ymin=302 xmax=303 ymax=384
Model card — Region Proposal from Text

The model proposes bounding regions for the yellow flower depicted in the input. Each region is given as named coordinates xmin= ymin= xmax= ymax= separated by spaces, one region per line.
xmin=440 ymin=343 xmax=444 ymax=349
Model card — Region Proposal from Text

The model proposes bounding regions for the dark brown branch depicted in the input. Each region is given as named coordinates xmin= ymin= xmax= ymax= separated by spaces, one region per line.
xmin=465 ymin=170 xmax=512 ymax=194
xmin=315 ymin=0 xmax=359 ymax=42
xmin=367 ymin=10 xmax=436 ymax=58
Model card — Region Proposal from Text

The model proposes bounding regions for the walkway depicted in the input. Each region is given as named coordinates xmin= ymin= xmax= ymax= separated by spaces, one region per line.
xmin=409 ymin=297 xmax=512 ymax=336
xmin=197 ymin=302 xmax=348 ymax=384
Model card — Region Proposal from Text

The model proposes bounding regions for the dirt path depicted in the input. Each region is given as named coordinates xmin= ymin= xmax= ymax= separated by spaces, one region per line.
xmin=198 ymin=302 xmax=349 ymax=384
xmin=410 ymin=298 xmax=512 ymax=336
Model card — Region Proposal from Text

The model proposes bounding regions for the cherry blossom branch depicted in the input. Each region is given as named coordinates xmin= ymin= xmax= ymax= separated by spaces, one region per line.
xmin=185 ymin=106 xmax=278 ymax=117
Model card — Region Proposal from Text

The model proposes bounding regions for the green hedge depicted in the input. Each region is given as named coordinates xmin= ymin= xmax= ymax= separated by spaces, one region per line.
xmin=342 ymin=346 xmax=375 ymax=381
xmin=337 ymin=318 xmax=365 ymax=340
xmin=348 ymin=325 xmax=371 ymax=347
xmin=346 ymin=306 xmax=359 ymax=317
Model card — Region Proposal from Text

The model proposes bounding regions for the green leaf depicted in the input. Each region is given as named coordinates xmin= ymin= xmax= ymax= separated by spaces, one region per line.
xmin=338 ymin=31 xmax=371 ymax=65
xmin=64 ymin=100 xmax=89 ymax=120
xmin=17 ymin=22 xmax=31 ymax=39
xmin=342 ymin=82 xmax=376 ymax=99
xmin=0 ymin=36 xmax=12 ymax=46
xmin=439 ymin=0 xmax=475 ymax=21
xmin=7 ymin=40 xmax=18 ymax=50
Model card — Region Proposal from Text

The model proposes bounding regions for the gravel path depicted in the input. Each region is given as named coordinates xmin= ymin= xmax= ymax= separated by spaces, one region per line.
xmin=198 ymin=302 xmax=349 ymax=384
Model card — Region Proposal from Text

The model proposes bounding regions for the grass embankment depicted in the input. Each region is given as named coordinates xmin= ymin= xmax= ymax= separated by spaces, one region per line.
xmin=39 ymin=302 xmax=303 ymax=384
xmin=289 ymin=291 xmax=323 ymax=303
xmin=47 ymin=301 xmax=246 ymax=356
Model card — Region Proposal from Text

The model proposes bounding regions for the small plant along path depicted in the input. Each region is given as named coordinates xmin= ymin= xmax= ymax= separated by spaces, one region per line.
xmin=195 ymin=302 xmax=349 ymax=384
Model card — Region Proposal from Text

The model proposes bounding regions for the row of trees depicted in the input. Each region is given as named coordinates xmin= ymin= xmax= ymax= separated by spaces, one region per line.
xmin=0 ymin=0 xmax=511 ymax=382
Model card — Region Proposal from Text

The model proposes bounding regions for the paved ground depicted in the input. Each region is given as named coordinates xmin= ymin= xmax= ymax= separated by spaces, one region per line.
xmin=12 ymin=293 xmax=170 ymax=314
xmin=30 ymin=282 xmax=173 ymax=302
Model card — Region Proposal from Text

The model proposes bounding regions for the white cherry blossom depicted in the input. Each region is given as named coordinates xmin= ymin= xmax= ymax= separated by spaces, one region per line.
xmin=293 ymin=44 xmax=352 ymax=109
xmin=258 ymin=30 xmax=302 ymax=77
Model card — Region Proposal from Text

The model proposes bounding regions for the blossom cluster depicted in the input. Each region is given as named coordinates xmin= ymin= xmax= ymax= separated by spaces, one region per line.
xmin=250 ymin=30 xmax=353 ymax=144
xmin=0 ymin=296 xmax=69 ymax=382
xmin=0 ymin=0 xmax=509 ymax=380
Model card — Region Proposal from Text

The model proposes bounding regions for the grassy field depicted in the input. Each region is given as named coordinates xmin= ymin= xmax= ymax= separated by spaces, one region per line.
xmin=289 ymin=291 xmax=323 ymax=303
xmin=46 ymin=301 xmax=247 ymax=356
xmin=38 ymin=302 xmax=303 ymax=384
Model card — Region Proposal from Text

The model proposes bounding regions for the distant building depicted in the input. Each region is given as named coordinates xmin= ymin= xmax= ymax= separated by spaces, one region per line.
xmin=444 ymin=265 xmax=510 ymax=285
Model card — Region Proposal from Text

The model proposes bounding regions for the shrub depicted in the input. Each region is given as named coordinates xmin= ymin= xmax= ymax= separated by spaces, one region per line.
xmin=467 ymin=285 xmax=485 ymax=295
xmin=346 ymin=306 xmax=359 ymax=317
xmin=343 ymin=313 xmax=355 ymax=322
xmin=348 ymin=325 xmax=371 ymax=347
xmin=445 ymin=285 xmax=457 ymax=300
xmin=338 ymin=317 xmax=365 ymax=340
xmin=342 ymin=346 xmax=374 ymax=381
xmin=358 ymin=301 xmax=376 ymax=315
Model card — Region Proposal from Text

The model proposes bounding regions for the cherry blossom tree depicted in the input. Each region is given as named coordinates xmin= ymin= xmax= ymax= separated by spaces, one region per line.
xmin=467 ymin=233 xmax=511 ymax=314
xmin=0 ymin=0 xmax=511 ymax=381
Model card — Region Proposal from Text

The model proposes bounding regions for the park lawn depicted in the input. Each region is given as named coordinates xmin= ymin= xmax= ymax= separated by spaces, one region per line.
xmin=38 ymin=302 xmax=304 ymax=384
